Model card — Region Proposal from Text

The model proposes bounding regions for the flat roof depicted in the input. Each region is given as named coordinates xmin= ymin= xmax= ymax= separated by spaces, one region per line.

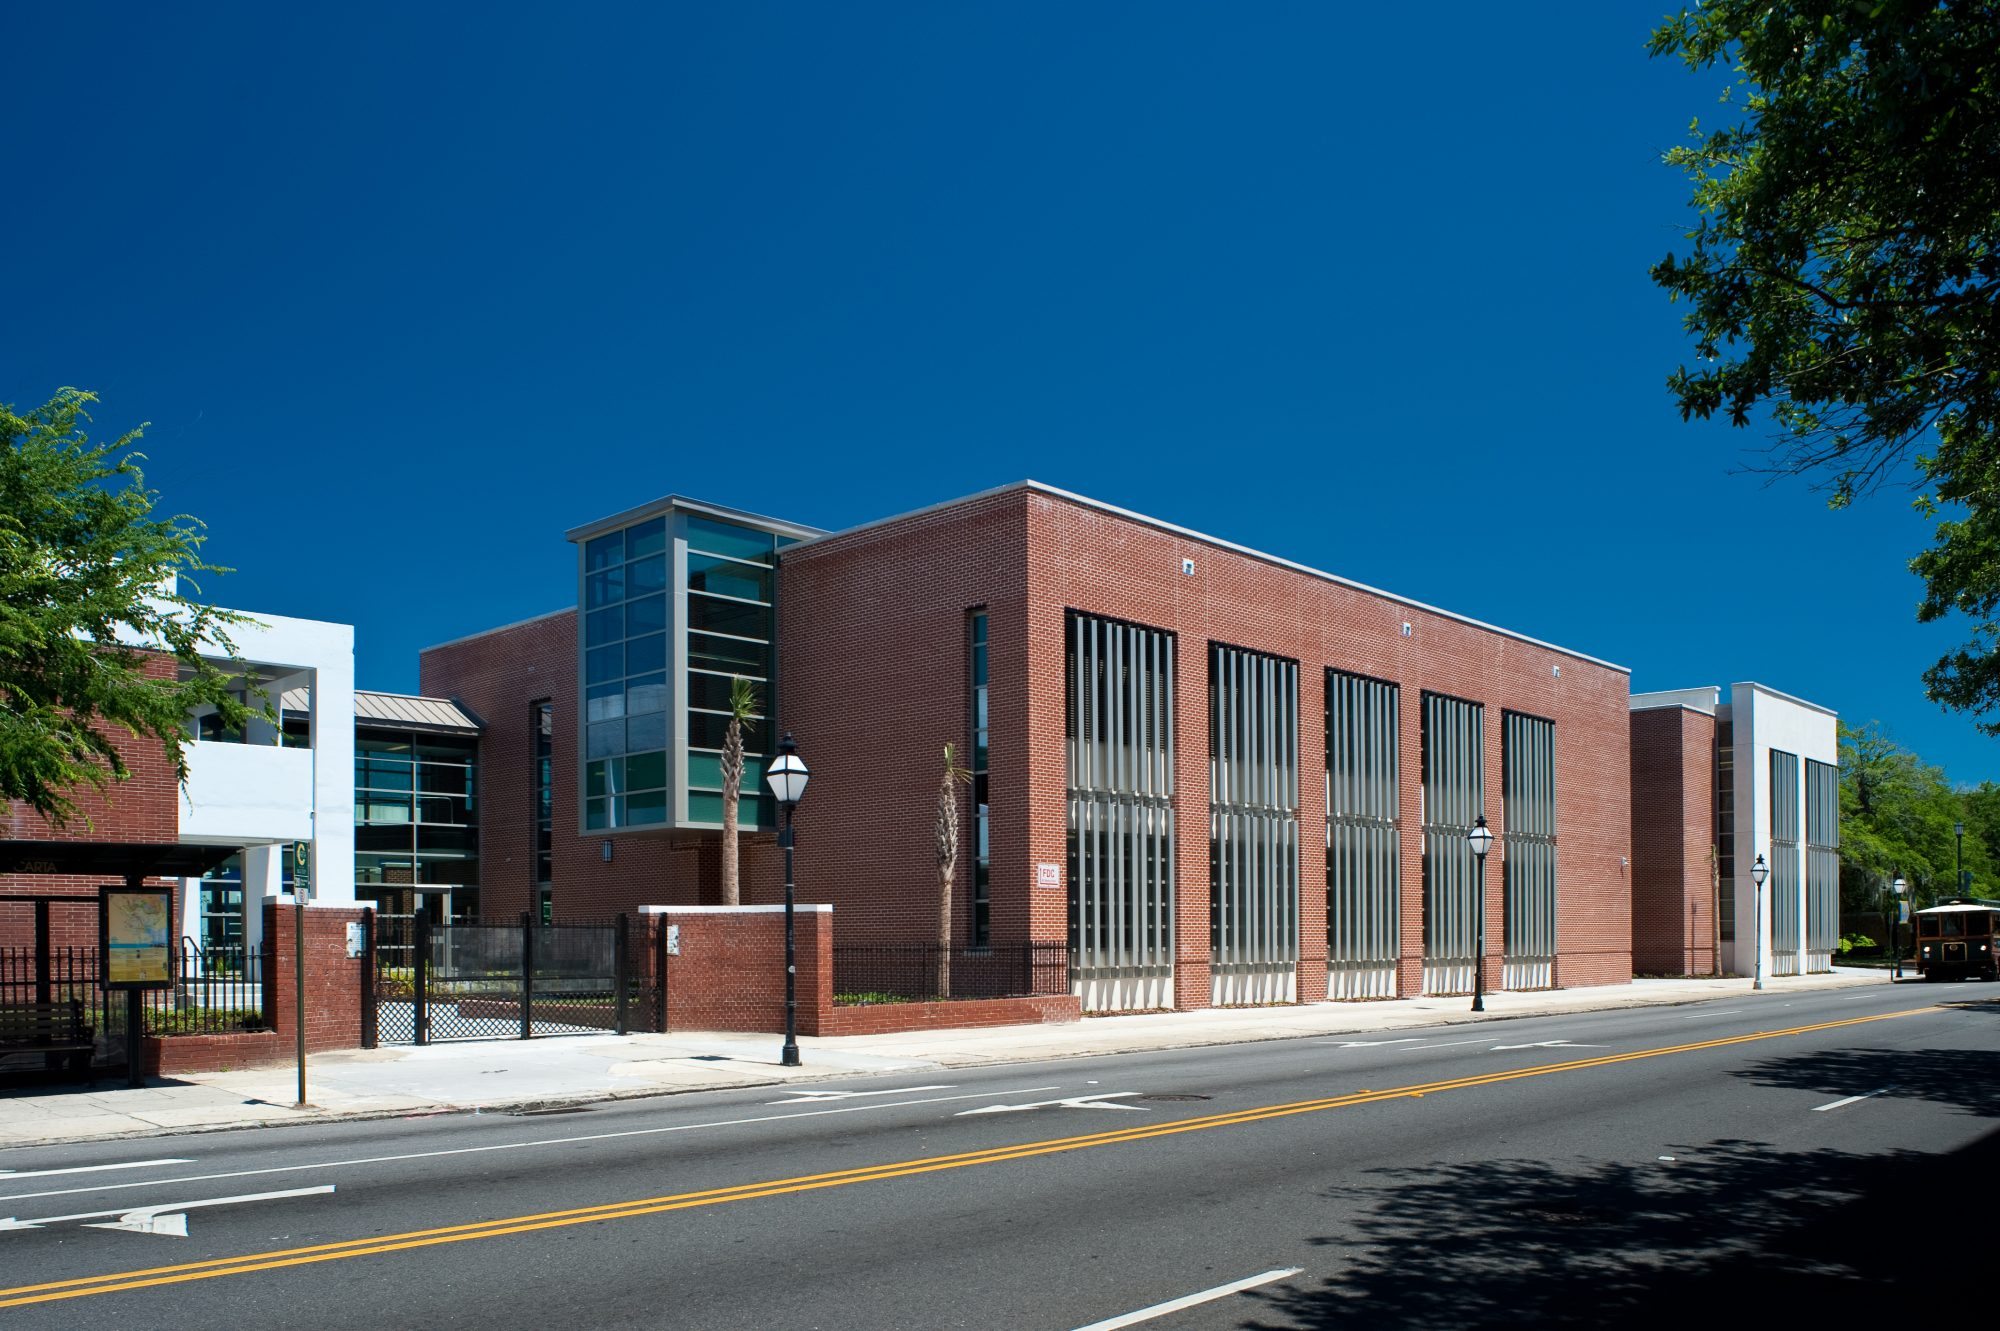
xmin=790 ymin=480 xmax=1630 ymax=674
xmin=420 ymin=606 xmax=574 ymax=656
xmin=564 ymin=494 xmax=827 ymax=546
xmin=1734 ymin=680 xmax=1839 ymax=719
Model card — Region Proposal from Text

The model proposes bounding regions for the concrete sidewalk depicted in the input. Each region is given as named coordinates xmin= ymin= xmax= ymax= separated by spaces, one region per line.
xmin=0 ymin=968 xmax=1899 ymax=1149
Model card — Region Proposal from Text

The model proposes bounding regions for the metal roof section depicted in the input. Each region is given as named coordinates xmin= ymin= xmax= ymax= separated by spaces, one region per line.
xmin=1734 ymin=681 xmax=1839 ymax=719
xmin=420 ymin=606 xmax=575 ymax=656
xmin=788 ymin=480 xmax=1631 ymax=674
xmin=564 ymin=494 xmax=828 ymax=546
xmin=353 ymin=690 xmax=482 ymax=733
xmin=1630 ymin=687 xmax=1721 ymax=715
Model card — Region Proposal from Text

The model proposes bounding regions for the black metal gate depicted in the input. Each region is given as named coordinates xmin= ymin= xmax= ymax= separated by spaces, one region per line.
xmin=365 ymin=909 xmax=659 ymax=1046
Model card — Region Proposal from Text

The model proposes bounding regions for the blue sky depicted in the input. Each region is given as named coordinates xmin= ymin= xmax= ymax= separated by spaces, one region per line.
xmin=4 ymin=5 xmax=1982 ymax=780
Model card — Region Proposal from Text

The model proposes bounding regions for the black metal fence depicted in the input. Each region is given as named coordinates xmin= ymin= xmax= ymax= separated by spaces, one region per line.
xmin=832 ymin=942 xmax=1071 ymax=1004
xmin=370 ymin=911 xmax=658 ymax=1045
xmin=0 ymin=942 xmax=268 ymax=1072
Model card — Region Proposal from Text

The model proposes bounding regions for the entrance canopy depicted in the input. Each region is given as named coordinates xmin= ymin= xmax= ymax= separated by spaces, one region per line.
xmin=0 ymin=840 xmax=244 ymax=884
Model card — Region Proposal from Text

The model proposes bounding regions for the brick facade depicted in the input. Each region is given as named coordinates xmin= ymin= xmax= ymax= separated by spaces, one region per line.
xmin=3 ymin=651 xmax=184 ymax=949
xmin=421 ymin=484 xmax=1634 ymax=1011
xmin=420 ymin=611 xmax=786 ymax=920
xmin=1629 ymin=705 xmax=1719 ymax=975
xmin=784 ymin=486 xmax=1633 ymax=1003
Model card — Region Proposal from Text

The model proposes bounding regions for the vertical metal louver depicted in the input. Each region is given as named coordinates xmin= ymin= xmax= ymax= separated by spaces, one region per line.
xmin=1768 ymin=749 xmax=1802 ymax=976
xmin=1805 ymin=758 xmax=1839 ymax=974
xmin=1208 ymin=645 xmax=1300 ymax=1005
xmin=1421 ymin=693 xmax=1485 ymax=995
xmin=1326 ymin=671 xmax=1400 ymax=998
xmin=1502 ymin=712 xmax=1557 ymax=990
xmin=1066 ymin=612 xmax=1176 ymax=1012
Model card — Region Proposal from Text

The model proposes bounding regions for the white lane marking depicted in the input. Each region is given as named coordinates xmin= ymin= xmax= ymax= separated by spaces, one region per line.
xmin=1812 ymin=1087 xmax=1895 ymax=1113
xmin=958 ymin=1093 xmax=1146 ymax=1117
xmin=1 ymin=1185 xmax=334 ymax=1235
xmin=1071 ymin=1267 xmax=1304 ymax=1330
xmin=1682 ymin=1010 xmax=1743 ymax=1018
xmin=1489 ymin=1040 xmax=1605 ymax=1052
xmin=0 ymin=1159 xmax=194 ymax=1181
xmin=1310 ymin=1038 xmax=1423 ymax=1049
xmin=1403 ymin=1039 xmax=1487 ymax=1050
xmin=0 ymin=1086 xmax=1063 ymax=1207
xmin=767 ymin=1084 xmax=953 ymax=1104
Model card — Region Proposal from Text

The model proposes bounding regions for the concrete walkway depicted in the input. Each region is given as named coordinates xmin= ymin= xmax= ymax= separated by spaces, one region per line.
xmin=0 ymin=968 xmax=1900 ymax=1148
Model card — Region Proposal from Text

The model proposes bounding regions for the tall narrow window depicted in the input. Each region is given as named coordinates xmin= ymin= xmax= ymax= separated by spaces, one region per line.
xmin=1769 ymin=748 xmax=1802 ymax=974
xmin=1420 ymin=692 xmax=1485 ymax=996
xmin=1327 ymin=670 xmax=1399 ymax=999
xmin=1715 ymin=721 xmax=1735 ymax=941
xmin=1805 ymin=758 xmax=1839 ymax=972
xmin=969 ymin=612 xmax=991 ymax=947
xmin=534 ymin=701 xmax=554 ymax=923
xmin=1066 ymin=611 xmax=1176 ymax=1012
xmin=1501 ymin=711 xmax=1557 ymax=990
xmin=1208 ymin=643 xmax=1300 ymax=1005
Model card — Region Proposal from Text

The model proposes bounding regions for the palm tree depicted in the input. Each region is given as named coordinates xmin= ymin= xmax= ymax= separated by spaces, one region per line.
xmin=719 ymin=677 xmax=758 ymax=907
xmin=935 ymin=742 xmax=971 ymax=997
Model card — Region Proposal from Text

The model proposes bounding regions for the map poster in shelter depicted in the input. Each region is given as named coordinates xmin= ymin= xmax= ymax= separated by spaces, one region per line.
xmin=100 ymin=885 xmax=174 ymax=990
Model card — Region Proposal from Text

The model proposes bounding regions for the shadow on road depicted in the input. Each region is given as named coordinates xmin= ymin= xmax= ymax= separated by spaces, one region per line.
xmin=1234 ymin=1124 xmax=2000 ymax=1329
xmin=1729 ymin=1042 xmax=2000 ymax=1118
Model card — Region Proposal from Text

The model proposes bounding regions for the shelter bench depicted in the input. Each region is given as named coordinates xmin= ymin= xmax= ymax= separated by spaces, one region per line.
xmin=0 ymin=1000 xmax=96 ymax=1075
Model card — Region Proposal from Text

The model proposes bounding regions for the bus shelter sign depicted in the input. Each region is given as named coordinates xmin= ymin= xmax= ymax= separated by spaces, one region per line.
xmin=100 ymin=885 xmax=175 ymax=990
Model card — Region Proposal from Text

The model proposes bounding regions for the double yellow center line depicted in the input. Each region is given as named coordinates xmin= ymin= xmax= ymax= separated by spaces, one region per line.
xmin=0 ymin=1005 xmax=1934 ymax=1308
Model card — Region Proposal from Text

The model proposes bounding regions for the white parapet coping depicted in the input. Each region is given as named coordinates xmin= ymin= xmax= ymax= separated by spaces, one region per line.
xmin=638 ymin=903 xmax=833 ymax=914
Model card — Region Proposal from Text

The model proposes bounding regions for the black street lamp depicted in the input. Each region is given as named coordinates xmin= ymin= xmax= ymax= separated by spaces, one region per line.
xmin=1468 ymin=815 xmax=1494 ymax=1013
xmin=1956 ymin=820 xmax=1967 ymax=897
xmin=1750 ymin=854 xmax=1769 ymax=992
xmin=764 ymin=733 xmax=810 ymax=1068
xmin=1891 ymin=875 xmax=1907 ymax=979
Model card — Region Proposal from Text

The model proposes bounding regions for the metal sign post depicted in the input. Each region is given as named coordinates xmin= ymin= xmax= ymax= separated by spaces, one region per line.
xmin=294 ymin=876 xmax=312 ymax=1107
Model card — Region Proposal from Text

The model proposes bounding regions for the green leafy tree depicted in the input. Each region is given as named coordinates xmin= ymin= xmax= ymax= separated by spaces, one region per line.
xmin=0 ymin=388 xmax=253 ymax=827
xmin=1651 ymin=4 xmax=2000 ymax=727
xmin=1838 ymin=721 xmax=1989 ymax=912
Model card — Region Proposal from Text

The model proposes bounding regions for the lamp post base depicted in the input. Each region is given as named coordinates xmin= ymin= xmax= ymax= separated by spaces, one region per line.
xmin=780 ymin=1042 xmax=801 ymax=1068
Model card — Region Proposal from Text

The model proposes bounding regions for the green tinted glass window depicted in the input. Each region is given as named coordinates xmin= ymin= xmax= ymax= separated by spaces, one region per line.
xmin=685 ymin=516 xmax=775 ymax=565
xmin=627 ymin=516 xmax=667 ymax=559
xmin=687 ymin=554 xmax=771 ymax=603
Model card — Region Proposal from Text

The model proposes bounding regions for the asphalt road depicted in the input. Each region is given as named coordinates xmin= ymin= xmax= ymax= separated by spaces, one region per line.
xmin=2 ymin=981 xmax=1993 ymax=1329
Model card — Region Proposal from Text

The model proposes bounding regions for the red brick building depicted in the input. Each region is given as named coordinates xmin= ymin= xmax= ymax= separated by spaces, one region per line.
xmin=423 ymin=482 xmax=1635 ymax=1013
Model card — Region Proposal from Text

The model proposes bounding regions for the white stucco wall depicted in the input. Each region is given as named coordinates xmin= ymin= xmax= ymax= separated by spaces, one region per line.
xmin=1725 ymin=683 xmax=1839 ymax=979
xmin=172 ymin=605 xmax=357 ymax=941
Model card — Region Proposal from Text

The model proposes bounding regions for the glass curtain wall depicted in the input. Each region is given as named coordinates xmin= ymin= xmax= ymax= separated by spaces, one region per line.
xmin=582 ymin=516 xmax=671 ymax=830
xmin=1421 ymin=692 xmax=1485 ymax=995
xmin=1066 ymin=611 xmax=1176 ymax=1012
xmin=1805 ymin=758 xmax=1840 ymax=972
xmin=580 ymin=509 xmax=782 ymax=832
xmin=683 ymin=516 xmax=776 ymax=829
xmin=1208 ymin=644 xmax=1299 ymax=1005
xmin=199 ymin=855 xmax=245 ymax=950
xmin=1326 ymin=670 xmax=1400 ymax=999
xmin=1502 ymin=712 xmax=1557 ymax=990
xmin=1769 ymin=748 xmax=1802 ymax=975
xmin=355 ymin=730 xmax=480 ymax=920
